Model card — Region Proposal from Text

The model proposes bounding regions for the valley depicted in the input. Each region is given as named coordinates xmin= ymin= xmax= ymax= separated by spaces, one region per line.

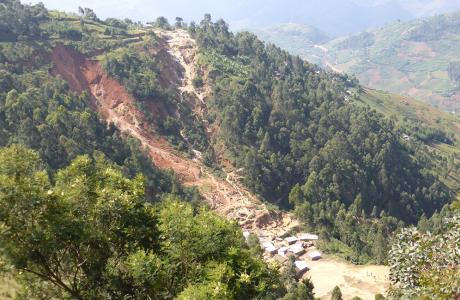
xmin=48 ymin=27 xmax=391 ymax=299
xmin=256 ymin=11 xmax=460 ymax=113
xmin=0 ymin=2 xmax=458 ymax=299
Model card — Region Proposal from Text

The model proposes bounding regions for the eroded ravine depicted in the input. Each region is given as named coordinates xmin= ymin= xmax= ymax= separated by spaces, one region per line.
xmin=51 ymin=32 xmax=389 ymax=299
xmin=156 ymin=29 xmax=299 ymax=237
xmin=51 ymin=33 xmax=298 ymax=240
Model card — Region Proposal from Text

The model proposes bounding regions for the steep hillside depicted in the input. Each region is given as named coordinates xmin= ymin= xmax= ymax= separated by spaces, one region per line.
xmin=1 ymin=1 xmax=459 ymax=299
xmin=0 ymin=2 xmax=297 ymax=299
xmin=248 ymin=23 xmax=330 ymax=59
xmin=189 ymin=16 xmax=458 ymax=268
xmin=306 ymin=11 xmax=460 ymax=112
xmin=50 ymin=29 xmax=298 ymax=239
xmin=357 ymin=88 xmax=460 ymax=192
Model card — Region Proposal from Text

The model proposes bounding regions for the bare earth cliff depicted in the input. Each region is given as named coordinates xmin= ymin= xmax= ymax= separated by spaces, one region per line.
xmin=50 ymin=29 xmax=389 ymax=300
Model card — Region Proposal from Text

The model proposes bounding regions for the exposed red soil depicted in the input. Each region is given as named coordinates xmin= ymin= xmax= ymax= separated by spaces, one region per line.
xmin=49 ymin=38 xmax=297 ymax=236
xmin=50 ymin=43 xmax=200 ymax=182
xmin=48 ymin=33 xmax=392 ymax=299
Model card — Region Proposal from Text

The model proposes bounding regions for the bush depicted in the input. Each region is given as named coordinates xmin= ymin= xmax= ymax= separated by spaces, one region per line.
xmin=192 ymin=75 xmax=204 ymax=88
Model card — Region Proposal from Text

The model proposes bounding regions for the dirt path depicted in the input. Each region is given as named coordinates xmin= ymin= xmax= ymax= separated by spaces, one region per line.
xmin=153 ymin=29 xmax=298 ymax=237
xmin=306 ymin=256 xmax=389 ymax=299
xmin=50 ymin=33 xmax=389 ymax=299
xmin=314 ymin=44 xmax=343 ymax=73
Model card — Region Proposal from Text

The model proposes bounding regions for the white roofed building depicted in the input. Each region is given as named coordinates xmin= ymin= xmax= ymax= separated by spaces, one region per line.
xmin=278 ymin=246 xmax=289 ymax=257
xmin=265 ymin=245 xmax=278 ymax=255
xmin=297 ymin=233 xmax=319 ymax=241
xmin=285 ymin=236 xmax=298 ymax=244
xmin=294 ymin=261 xmax=309 ymax=277
xmin=288 ymin=243 xmax=305 ymax=256
xmin=308 ymin=250 xmax=322 ymax=260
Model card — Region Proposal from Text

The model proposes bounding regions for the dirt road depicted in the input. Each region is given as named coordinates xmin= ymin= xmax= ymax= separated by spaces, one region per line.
xmin=306 ymin=256 xmax=389 ymax=299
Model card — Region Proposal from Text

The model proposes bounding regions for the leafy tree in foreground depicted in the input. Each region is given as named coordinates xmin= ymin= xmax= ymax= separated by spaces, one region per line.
xmin=388 ymin=211 xmax=460 ymax=299
xmin=331 ymin=285 xmax=343 ymax=300
xmin=0 ymin=145 xmax=285 ymax=299
xmin=189 ymin=15 xmax=453 ymax=263
xmin=281 ymin=278 xmax=315 ymax=300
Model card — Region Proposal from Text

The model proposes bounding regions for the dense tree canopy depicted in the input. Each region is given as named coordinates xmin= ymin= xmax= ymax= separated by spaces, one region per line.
xmin=0 ymin=145 xmax=286 ymax=299
xmin=388 ymin=210 xmax=460 ymax=299
xmin=189 ymin=15 xmax=453 ymax=262
xmin=0 ymin=0 xmax=47 ymax=42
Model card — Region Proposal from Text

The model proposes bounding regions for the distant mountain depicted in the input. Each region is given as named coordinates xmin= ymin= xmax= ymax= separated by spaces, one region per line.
xmin=225 ymin=0 xmax=413 ymax=36
xmin=323 ymin=10 xmax=460 ymax=112
xmin=261 ymin=11 xmax=460 ymax=112
xmin=30 ymin=0 xmax=460 ymax=36
xmin=247 ymin=23 xmax=330 ymax=58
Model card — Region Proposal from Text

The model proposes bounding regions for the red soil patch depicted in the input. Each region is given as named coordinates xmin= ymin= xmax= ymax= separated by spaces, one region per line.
xmin=50 ymin=37 xmax=298 ymax=238
xmin=50 ymin=43 xmax=200 ymax=183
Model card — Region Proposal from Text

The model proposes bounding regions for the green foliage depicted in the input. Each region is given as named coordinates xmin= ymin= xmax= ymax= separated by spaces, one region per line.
xmin=175 ymin=17 xmax=185 ymax=29
xmin=407 ymin=12 xmax=460 ymax=42
xmin=246 ymin=233 xmax=263 ymax=256
xmin=0 ymin=146 xmax=156 ymax=298
xmin=331 ymin=285 xmax=343 ymax=300
xmin=0 ymin=0 xmax=48 ymax=42
xmin=197 ymin=49 xmax=251 ymax=78
xmin=337 ymin=32 xmax=375 ymax=50
xmin=281 ymin=278 xmax=315 ymax=300
xmin=79 ymin=7 xmax=99 ymax=22
xmin=104 ymin=18 xmax=129 ymax=29
xmin=374 ymin=294 xmax=386 ymax=300
xmin=102 ymin=42 xmax=164 ymax=99
xmin=190 ymin=15 xmax=452 ymax=262
xmin=0 ymin=146 xmax=285 ymax=299
xmin=153 ymin=17 xmax=171 ymax=30
xmin=388 ymin=211 xmax=460 ymax=299
xmin=192 ymin=75 xmax=204 ymax=88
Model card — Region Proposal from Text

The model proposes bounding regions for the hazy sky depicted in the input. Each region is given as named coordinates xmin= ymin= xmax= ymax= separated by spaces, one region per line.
xmin=25 ymin=0 xmax=247 ymax=23
xmin=25 ymin=0 xmax=460 ymax=35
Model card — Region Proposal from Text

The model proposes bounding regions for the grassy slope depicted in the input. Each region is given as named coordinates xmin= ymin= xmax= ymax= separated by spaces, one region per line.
xmin=360 ymin=88 xmax=460 ymax=141
xmin=320 ymin=11 xmax=460 ymax=112
xmin=259 ymin=12 xmax=460 ymax=112
xmin=357 ymin=88 xmax=460 ymax=192
xmin=43 ymin=10 xmax=147 ymax=57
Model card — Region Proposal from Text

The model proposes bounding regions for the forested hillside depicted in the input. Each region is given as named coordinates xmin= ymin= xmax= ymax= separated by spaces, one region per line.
xmin=189 ymin=17 xmax=456 ymax=263
xmin=280 ymin=11 xmax=460 ymax=113
xmin=0 ymin=1 xmax=300 ymax=298
xmin=0 ymin=0 xmax=459 ymax=298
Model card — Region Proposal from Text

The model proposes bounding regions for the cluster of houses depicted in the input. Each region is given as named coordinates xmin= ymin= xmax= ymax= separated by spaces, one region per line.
xmin=244 ymin=231 xmax=321 ymax=278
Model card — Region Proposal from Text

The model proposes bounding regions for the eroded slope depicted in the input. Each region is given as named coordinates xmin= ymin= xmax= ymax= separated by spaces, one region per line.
xmin=50 ymin=29 xmax=392 ymax=299
xmin=51 ymin=31 xmax=298 ymax=239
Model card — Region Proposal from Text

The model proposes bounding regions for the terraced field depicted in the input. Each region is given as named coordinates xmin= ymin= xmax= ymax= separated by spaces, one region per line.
xmin=261 ymin=11 xmax=460 ymax=113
